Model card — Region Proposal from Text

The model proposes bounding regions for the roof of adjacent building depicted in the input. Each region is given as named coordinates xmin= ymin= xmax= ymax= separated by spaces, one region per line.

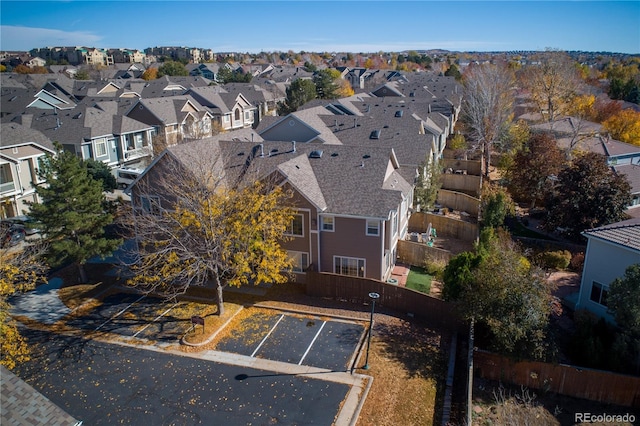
xmin=613 ymin=163 xmax=640 ymax=194
xmin=583 ymin=217 xmax=640 ymax=252
xmin=1 ymin=365 xmax=80 ymax=426
xmin=0 ymin=122 xmax=55 ymax=150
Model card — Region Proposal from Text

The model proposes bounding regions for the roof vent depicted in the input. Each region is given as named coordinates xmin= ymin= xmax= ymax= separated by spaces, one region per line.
xmin=370 ymin=130 xmax=380 ymax=140
xmin=363 ymin=154 xmax=371 ymax=159
xmin=309 ymin=150 xmax=323 ymax=159
xmin=331 ymin=152 xmax=339 ymax=157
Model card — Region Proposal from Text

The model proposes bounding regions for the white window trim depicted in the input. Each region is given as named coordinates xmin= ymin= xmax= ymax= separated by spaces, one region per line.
xmin=590 ymin=281 xmax=608 ymax=306
xmin=285 ymin=214 xmax=304 ymax=237
xmin=321 ymin=215 xmax=334 ymax=232
xmin=391 ymin=211 xmax=398 ymax=236
xmin=366 ymin=219 xmax=380 ymax=236
xmin=288 ymin=250 xmax=309 ymax=273
xmin=333 ymin=255 xmax=365 ymax=278
xmin=95 ymin=140 xmax=108 ymax=158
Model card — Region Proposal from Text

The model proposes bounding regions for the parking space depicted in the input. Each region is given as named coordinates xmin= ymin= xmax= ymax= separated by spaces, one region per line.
xmin=66 ymin=293 xmax=194 ymax=341
xmin=215 ymin=310 xmax=365 ymax=371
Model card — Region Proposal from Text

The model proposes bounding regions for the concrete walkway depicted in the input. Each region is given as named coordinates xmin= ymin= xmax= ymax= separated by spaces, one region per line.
xmin=10 ymin=277 xmax=70 ymax=325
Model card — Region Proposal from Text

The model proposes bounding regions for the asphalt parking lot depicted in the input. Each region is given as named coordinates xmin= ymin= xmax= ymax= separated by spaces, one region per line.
xmin=65 ymin=293 xmax=187 ymax=340
xmin=216 ymin=310 xmax=366 ymax=371
xmin=13 ymin=328 xmax=354 ymax=425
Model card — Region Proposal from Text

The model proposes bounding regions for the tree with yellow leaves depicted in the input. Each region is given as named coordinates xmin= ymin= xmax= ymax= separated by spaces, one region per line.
xmin=126 ymin=146 xmax=295 ymax=315
xmin=603 ymin=109 xmax=640 ymax=146
xmin=0 ymin=240 xmax=47 ymax=369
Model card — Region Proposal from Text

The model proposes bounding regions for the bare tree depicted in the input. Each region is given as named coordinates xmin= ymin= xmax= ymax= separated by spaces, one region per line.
xmin=462 ymin=63 xmax=515 ymax=178
xmin=124 ymin=140 xmax=295 ymax=315
xmin=519 ymin=50 xmax=583 ymax=123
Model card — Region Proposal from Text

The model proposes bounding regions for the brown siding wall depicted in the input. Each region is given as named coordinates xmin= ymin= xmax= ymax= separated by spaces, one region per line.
xmin=319 ymin=216 xmax=383 ymax=280
xmin=475 ymin=350 xmax=640 ymax=408
xmin=306 ymin=271 xmax=465 ymax=332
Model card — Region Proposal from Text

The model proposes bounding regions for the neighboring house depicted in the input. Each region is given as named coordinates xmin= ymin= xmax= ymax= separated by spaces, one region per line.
xmin=125 ymin=95 xmax=213 ymax=146
xmin=553 ymin=135 xmax=640 ymax=214
xmin=187 ymin=63 xmax=219 ymax=81
xmin=186 ymin=87 xmax=257 ymax=131
xmin=127 ymin=137 xmax=413 ymax=283
xmin=5 ymin=103 xmax=155 ymax=170
xmin=576 ymin=218 xmax=640 ymax=323
xmin=0 ymin=123 xmax=55 ymax=218
xmin=530 ymin=116 xmax=604 ymax=148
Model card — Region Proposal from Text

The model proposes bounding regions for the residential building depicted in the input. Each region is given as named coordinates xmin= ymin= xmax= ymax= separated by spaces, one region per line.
xmin=125 ymin=95 xmax=213 ymax=146
xmin=576 ymin=218 xmax=640 ymax=323
xmin=0 ymin=123 xmax=55 ymax=218
xmin=127 ymin=136 xmax=413 ymax=283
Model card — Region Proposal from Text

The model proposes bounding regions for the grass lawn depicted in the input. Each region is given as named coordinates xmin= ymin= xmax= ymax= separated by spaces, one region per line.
xmin=355 ymin=319 xmax=446 ymax=425
xmin=405 ymin=266 xmax=432 ymax=294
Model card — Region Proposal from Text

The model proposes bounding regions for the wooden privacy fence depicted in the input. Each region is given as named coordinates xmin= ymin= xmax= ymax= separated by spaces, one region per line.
xmin=398 ymin=240 xmax=452 ymax=264
xmin=474 ymin=350 xmax=640 ymax=407
xmin=409 ymin=212 xmax=479 ymax=242
xmin=441 ymin=174 xmax=482 ymax=197
xmin=436 ymin=189 xmax=480 ymax=217
xmin=441 ymin=158 xmax=483 ymax=176
xmin=306 ymin=271 xmax=465 ymax=333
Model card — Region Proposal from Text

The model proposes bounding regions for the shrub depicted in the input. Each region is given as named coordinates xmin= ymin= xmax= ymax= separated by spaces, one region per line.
xmin=537 ymin=250 xmax=571 ymax=270
xmin=424 ymin=258 xmax=446 ymax=280
xmin=569 ymin=252 xmax=585 ymax=272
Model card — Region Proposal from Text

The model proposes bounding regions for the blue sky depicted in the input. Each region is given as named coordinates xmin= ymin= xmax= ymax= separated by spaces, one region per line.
xmin=1 ymin=1 xmax=639 ymax=54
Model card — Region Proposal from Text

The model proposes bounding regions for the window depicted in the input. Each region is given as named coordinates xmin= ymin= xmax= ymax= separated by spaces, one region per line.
xmin=391 ymin=211 xmax=398 ymax=236
xmin=334 ymin=256 xmax=365 ymax=277
xmin=366 ymin=219 xmax=380 ymax=236
xmin=234 ymin=109 xmax=241 ymax=121
xmin=286 ymin=214 xmax=304 ymax=237
xmin=224 ymin=115 xmax=230 ymax=123
xmin=0 ymin=163 xmax=15 ymax=192
xmin=244 ymin=111 xmax=252 ymax=121
xmin=321 ymin=216 xmax=334 ymax=231
xmin=288 ymin=251 xmax=309 ymax=273
xmin=140 ymin=195 xmax=161 ymax=215
xmin=95 ymin=140 xmax=107 ymax=157
xmin=590 ymin=281 xmax=608 ymax=306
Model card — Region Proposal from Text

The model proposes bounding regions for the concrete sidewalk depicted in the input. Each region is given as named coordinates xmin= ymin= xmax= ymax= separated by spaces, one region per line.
xmin=10 ymin=277 xmax=70 ymax=325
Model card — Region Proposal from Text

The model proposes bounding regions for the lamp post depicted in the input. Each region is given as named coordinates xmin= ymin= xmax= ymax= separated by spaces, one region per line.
xmin=363 ymin=292 xmax=380 ymax=370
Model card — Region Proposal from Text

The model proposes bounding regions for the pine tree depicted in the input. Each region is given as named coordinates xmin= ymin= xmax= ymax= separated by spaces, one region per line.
xmin=28 ymin=146 xmax=121 ymax=282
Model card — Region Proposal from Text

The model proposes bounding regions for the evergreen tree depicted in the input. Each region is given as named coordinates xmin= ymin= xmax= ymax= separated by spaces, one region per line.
xmin=28 ymin=146 xmax=121 ymax=282
xmin=84 ymin=158 xmax=117 ymax=192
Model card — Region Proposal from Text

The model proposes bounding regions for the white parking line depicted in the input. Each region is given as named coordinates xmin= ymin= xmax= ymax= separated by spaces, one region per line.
xmin=298 ymin=320 xmax=326 ymax=365
xmin=95 ymin=294 xmax=146 ymax=331
xmin=132 ymin=302 xmax=180 ymax=338
xmin=250 ymin=314 xmax=284 ymax=357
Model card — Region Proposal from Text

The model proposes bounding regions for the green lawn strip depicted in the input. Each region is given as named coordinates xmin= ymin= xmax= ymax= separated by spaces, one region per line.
xmin=405 ymin=267 xmax=432 ymax=294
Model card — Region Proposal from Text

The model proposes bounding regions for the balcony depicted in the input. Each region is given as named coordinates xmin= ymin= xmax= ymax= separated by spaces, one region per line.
xmin=124 ymin=146 xmax=152 ymax=161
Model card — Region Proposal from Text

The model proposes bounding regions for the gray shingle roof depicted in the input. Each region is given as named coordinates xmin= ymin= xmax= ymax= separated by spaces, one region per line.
xmin=167 ymin=139 xmax=410 ymax=219
xmin=583 ymin=217 xmax=640 ymax=252
xmin=613 ymin=163 xmax=640 ymax=194
xmin=0 ymin=122 xmax=54 ymax=150
xmin=1 ymin=365 xmax=79 ymax=426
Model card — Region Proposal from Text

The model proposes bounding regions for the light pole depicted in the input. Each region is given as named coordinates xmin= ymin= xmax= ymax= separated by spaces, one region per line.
xmin=363 ymin=292 xmax=380 ymax=370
